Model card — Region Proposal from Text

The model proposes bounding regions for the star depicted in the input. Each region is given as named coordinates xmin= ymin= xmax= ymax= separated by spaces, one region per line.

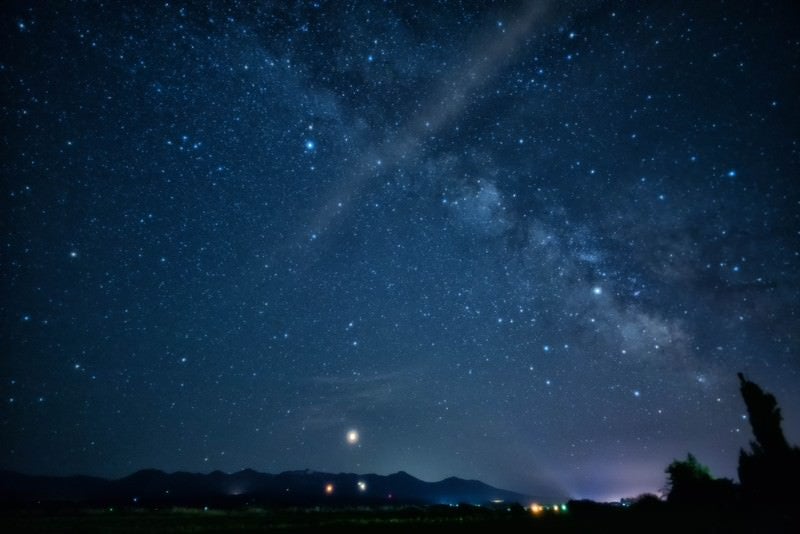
xmin=2 ymin=0 xmax=796 ymax=505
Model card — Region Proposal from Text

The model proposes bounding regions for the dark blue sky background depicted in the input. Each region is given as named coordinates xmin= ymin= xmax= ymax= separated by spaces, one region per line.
xmin=2 ymin=0 xmax=799 ymax=501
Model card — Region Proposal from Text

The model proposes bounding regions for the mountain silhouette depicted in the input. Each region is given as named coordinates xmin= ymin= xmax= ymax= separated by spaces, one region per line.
xmin=0 ymin=468 xmax=548 ymax=507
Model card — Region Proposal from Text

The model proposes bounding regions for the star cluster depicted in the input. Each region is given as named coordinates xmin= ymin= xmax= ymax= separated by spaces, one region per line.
xmin=2 ymin=1 xmax=799 ymax=501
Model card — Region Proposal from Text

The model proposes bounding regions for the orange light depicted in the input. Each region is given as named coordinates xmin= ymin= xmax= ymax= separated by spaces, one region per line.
xmin=325 ymin=483 xmax=334 ymax=495
xmin=530 ymin=503 xmax=544 ymax=515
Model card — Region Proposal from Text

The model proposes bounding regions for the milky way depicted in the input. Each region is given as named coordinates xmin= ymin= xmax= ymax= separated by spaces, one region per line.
xmin=2 ymin=1 xmax=799 ymax=501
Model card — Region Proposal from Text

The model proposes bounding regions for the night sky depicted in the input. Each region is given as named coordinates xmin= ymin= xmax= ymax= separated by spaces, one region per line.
xmin=2 ymin=1 xmax=799 ymax=501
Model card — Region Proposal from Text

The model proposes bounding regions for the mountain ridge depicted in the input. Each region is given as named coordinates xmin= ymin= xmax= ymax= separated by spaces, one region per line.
xmin=0 ymin=468 xmax=556 ymax=506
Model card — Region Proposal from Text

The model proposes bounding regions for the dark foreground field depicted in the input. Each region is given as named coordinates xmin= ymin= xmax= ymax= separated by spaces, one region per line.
xmin=3 ymin=502 xmax=783 ymax=533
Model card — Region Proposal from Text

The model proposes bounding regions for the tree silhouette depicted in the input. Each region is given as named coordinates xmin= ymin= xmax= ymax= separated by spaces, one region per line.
xmin=737 ymin=373 xmax=800 ymax=506
xmin=665 ymin=453 xmax=711 ymax=503
xmin=738 ymin=372 xmax=790 ymax=454
xmin=665 ymin=453 xmax=735 ymax=507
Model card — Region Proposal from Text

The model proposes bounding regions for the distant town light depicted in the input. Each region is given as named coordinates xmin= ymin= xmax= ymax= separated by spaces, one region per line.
xmin=357 ymin=480 xmax=367 ymax=492
xmin=325 ymin=483 xmax=334 ymax=495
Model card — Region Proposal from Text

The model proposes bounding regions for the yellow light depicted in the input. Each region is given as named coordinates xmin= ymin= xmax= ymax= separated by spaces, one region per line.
xmin=553 ymin=504 xmax=560 ymax=512
xmin=346 ymin=429 xmax=359 ymax=444
xmin=530 ymin=503 xmax=543 ymax=515
xmin=325 ymin=483 xmax=334 ymax=495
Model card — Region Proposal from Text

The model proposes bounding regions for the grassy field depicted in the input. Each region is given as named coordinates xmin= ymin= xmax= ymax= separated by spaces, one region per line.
xmin=0 ymin=505 xmax=608 ymax=533
xmin=3 ymin=502 xmax=772 ymax=533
